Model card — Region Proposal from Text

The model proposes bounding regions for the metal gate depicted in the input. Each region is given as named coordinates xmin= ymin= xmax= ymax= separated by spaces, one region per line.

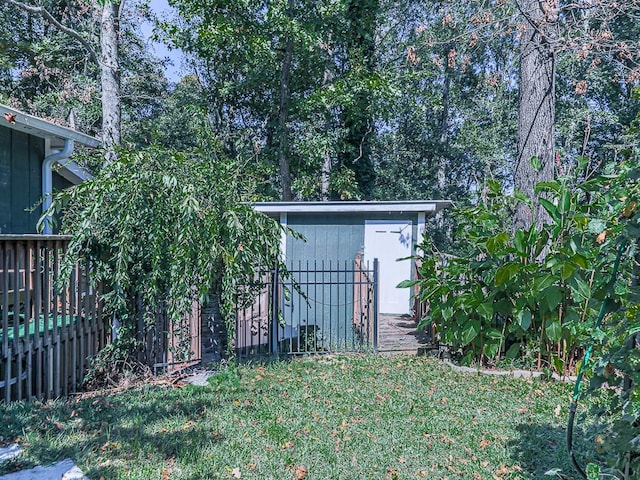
xmin=236 ymin=256 xmax=378 ymax=359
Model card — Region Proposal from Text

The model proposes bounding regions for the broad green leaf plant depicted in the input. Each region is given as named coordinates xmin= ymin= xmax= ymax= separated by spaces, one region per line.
xmin=581 ymin=157 xmax=640 ymax=479
xmin=410 ymin=154 xmax=640 ymax=477
xmin=409 ymin=159 xmax=638 ymax=374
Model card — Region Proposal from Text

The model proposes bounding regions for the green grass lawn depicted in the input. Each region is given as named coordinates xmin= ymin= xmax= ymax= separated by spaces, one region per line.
xmin=0 ymin=355 xmax=591 ymax=479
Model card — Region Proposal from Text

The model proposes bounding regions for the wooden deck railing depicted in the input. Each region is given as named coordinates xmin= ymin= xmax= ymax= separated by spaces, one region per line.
xmin=0 ymin=236 xmax=106 ymax=402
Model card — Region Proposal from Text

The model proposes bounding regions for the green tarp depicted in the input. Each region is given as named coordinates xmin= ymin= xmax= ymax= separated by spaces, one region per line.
xmin=0 ymin=314 xmax=76 ymax=341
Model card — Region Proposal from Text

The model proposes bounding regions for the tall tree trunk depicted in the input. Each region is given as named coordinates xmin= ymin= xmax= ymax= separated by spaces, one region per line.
xmin=514 ymin=0 xmax=557 ymax=230
xmin=100 ymin=0 xmax=122 ymax=163
xmin=321 ymin=138 xmax=331 ymax=200
xmin=435 ymin=68 xmax=451 ymax=234
xmin=321 ymin=47 xmax=335 ymax=201
xmin=277 ymin=0 xmax=294 ymax=201
xmin=338 ymin=0 xmax=379 ymax=200
xmin=437 ymin=67 xmax=451 ymax=197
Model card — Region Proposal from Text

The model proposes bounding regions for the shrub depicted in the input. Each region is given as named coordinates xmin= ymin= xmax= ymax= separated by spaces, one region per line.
xmin=409 ymin=158 xmax=637 ymax=374
xmin=48 ymin=144 xmax=286 ymax=363
xmin=410 ymin=155 xmax=640 ymax=476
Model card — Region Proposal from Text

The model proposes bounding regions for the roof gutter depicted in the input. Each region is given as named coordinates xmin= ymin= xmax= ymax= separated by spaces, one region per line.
xmin=41 ymin=139 xmax=74 ymax=234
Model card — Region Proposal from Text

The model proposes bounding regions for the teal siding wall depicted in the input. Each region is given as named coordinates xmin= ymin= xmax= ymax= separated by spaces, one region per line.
xmin=286 ymin=213 xmax=365 ymax=265
xmin=0 ymin=125 xmax=45 ymax=234
xmin=282 ymin=214 xmax=364 ymax=350
xmin=285 ymin=211 xmax=420 ymax=265
xmin=286 ymin=213 xmax=418 ymax=265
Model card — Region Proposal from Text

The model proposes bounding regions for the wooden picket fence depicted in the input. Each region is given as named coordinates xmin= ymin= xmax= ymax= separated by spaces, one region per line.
xmin=133 ymin=294 xmax=201 ymax=374
xmin=0 ymin=236 xmax=106 ymax=402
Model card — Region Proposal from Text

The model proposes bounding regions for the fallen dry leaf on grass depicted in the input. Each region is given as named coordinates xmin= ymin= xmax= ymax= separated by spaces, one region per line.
xmin=622 ymin=200 xmax=637 ymax=218
xmin=162 ymin=455 xmax=175 ymax=480
xmin=295 ymin=465 xmax=308 ymax=480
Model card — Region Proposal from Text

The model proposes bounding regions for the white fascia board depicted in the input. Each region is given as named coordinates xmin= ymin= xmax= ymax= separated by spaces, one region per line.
xmin=1 ymin=104 xmax=100 ymax=148
xmin=253 ymin=200 xmax=452 ymax=215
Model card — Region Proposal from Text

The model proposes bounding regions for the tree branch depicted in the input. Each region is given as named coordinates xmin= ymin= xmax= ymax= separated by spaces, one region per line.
xmin=118 ymin=0 xmax=126 ymax=22
xmin=0 ymin=0 xmax=100 ymax=65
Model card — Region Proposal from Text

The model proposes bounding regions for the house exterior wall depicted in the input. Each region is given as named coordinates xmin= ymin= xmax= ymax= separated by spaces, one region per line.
xmin=0 ymin=125 xmax=44 ymax=234
xmin=0 ymin=125 xmax=74 ymax=234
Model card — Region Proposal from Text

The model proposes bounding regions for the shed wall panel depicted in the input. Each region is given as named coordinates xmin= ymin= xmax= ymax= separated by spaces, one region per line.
xmin=285 ymin=212 xmax=420 ymax=265
xmin=285 ymin=213 xmax=365 ymax=264
xmin=283 ymin=214 xmax=364 ymax=349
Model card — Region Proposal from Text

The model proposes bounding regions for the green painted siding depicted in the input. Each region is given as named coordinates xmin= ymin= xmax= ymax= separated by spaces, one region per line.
xmin=282 ymin=214 xmax=362 ymax=349
xmin=0 ymin=126 xmax=11 ymax=231
xmin=0 ymin=125 xmax=44 ymax=234
xmin=286 ymin=213 xmax=365 ymax=265
xmin=284 ymin=212 xmax=419 ymax=265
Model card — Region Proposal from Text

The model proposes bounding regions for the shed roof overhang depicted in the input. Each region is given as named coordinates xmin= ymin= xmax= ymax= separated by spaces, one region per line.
xmin=252 ymin=200 xmax=452 ymax=215
xmin=55 ymin=158 xmax=93 ymax=184
xmin=0 ymin=104 xmax=100 ymax=149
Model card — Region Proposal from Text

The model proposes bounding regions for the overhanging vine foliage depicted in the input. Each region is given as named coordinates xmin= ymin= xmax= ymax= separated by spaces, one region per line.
xmin=48 ymin=144 xmax=287 ymax=362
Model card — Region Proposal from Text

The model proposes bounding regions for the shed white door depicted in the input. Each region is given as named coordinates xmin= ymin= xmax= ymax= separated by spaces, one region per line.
xmin=364 ymin=220 xmax=412 ymax=315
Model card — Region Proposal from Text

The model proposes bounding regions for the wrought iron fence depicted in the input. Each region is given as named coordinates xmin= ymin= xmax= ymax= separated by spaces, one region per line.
xmin=236 ymin=257 xmax=378 ymax=359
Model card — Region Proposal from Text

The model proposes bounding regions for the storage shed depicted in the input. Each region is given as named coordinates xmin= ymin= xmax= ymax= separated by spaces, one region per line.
xmin=0 ymin=104 xmax=99 ymax=234
xmin=254 ymin=200 xmax=451 ymax=315
xmin=235 ymin=200 xmax=451 ymax=356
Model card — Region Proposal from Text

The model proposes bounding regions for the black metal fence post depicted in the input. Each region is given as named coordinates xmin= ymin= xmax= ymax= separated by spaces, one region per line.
xmin=373 ymin=258 xmax=379 ymax=354
xmin=270 ymin=263 xmax=279 ymax=357
xmin=236 ymin=258 xmax=379 ymax=359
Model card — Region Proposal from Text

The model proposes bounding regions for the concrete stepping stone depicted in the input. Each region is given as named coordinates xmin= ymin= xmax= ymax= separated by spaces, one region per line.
xmin=0 ymin=444 xmax=87 ymax=480
xmin=0 ymin=445 xmax=21 ymax=464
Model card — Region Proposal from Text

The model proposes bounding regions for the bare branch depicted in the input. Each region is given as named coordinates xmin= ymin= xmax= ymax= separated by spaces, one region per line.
xmin=0 ymin=0 xmax=100 ymax=64
xmin=118 ymin=0 xmax=126 ymax=21
xmin=421 ymin=13 xmax=519 ymax=48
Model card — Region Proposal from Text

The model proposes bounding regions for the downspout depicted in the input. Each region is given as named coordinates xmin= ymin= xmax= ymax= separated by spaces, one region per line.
xmin=41 ymin=139 xmax=74 ymax=234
